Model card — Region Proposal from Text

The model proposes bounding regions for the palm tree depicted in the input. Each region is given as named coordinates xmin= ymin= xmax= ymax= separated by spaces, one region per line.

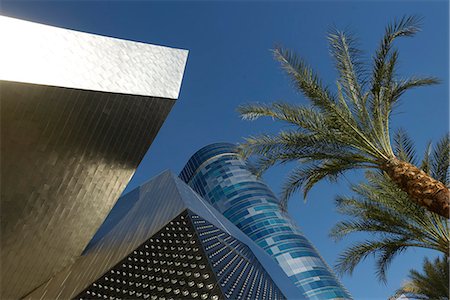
xmin=393 ymin=256 xmax=449 ymax=300
xmin=237 ymin=16 xmax=450 ymax=218
xmin=330 ymin=132 xmax=449 ymax=282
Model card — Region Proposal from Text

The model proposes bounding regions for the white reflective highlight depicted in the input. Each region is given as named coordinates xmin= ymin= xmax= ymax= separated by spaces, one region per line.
xmin=0 ymin=16 xmax=188 ymax=99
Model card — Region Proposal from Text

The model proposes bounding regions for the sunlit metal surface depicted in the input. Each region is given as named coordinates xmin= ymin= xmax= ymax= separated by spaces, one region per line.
xmin=26 ymin=172 xmax=303 ymax=300
xmin=0 ymin=16 xmax=188 ymax=299
xmin=0 ymin=16 xmax=188 ymax=99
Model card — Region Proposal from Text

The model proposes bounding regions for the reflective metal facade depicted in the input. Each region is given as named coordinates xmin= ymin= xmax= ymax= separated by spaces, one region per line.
xmin=1 ymin=16 xmax=188 ymax=299
xmin=180 ymin=143 xmax=352 ymax=300
xmin=27 ymin=171 xmax=304 ymax=300
xmin=0 ymin=16 xmax=187 ymax=99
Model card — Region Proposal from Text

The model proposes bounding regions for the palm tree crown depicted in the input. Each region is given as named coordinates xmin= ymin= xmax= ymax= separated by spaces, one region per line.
xmin=393 ymin=256 xmax=449 ymax=300
xmin=330 ymin=132 xmax=449 ymax=282
xmin=238 ymin=16 xmax=449 ymax=217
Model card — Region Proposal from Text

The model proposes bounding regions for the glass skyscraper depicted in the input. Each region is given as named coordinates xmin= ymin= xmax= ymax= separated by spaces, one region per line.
xmin=180 ymin=143 xmax=352 ymax=300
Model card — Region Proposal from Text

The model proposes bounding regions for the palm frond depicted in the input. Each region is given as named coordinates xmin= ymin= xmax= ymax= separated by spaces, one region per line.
xmin=420 ymin=142 xmax=432 ymax=175
xmin=332 ymin=168 xmax=449 ymax=282
xmin=397 ymin=256 xmax=449 ymax=300
xmin=393 ymin=129 xmax=417 ymax=164
xmin=275 ymin=46 xmax=390 ymax=160
xmin=328 ymin=28 xmax=366 ymax=110
xmin=237 ymin=102 xmax=326 ymax=132
xmin=334 ymin=238 xmax=410 ymax=282
xmin=237 ymin=130 xmax=326 ymax=159
xmin=430 ymin=135 xmax=450 ymax=185
xmin=279 ymin=159 xmax=364 ymax=210
xmin=390 ymin=77 xmax=440 ymax=103
xmin=371 ymin=15 xmax=422 ymax=98
xmin=237 ymin=133 xmax=285 ymax=159
xmin=278 ymin=165 xmax=310 ymax=211
xmin=370 ymin=15 xmax=423 ymax=157
xmin=272 ymin=47 xmax=337 ymax=112
xmin=375 ymin=243 xmax=408 ymax=283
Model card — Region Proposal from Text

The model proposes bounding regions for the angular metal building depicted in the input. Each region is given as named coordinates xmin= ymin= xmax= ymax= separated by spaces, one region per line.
xmin=25 ymin=171 xmax=305 ymax=300
xmin=0 ymin=16 xmax=188 ymax=299
xmin=180 ymin=143 xmax=352 ymax=300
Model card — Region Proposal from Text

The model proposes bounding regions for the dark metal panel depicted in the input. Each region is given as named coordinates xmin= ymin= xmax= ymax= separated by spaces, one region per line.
xmin=189 ymin=212 xmax=286 ymax=300
xmin=75 ymin=211 xmax=224 ymax=300
xmin=1 ymin=81 xmax=175 ymax=299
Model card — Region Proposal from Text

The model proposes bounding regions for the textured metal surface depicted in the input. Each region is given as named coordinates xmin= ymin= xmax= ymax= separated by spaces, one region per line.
xmin=1 ymin=16 xmax=187 ymax=299
xmin=25 ymin=172 xmax=187 ymax=300
xmin=76 ymin=211 xmax=224 ymax=300
xmin=191 ymin=213 xmax=285 ymax=300
xmin=26 ymin=171 xmax=303 ymax=300
xmin=76 ymin=210 xmax=285 ymax=300
xmin=0 ymin=81 xmax=175 ymax=299
xmin=181 ymin=143 xmax=352 ymax=299
xmin=0 ymin=16 xmax=188 ymax=99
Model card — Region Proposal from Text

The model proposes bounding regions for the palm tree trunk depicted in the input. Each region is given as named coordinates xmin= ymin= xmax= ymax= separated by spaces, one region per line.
xmin=382 ymin=158 xmax=450 ymax=218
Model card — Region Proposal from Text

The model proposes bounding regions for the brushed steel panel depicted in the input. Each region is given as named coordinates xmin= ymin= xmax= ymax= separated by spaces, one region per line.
xmin=0 ymin=16 xmax=188 ymax=99
xmin=0 ymin=81 xmax=175 ymax=299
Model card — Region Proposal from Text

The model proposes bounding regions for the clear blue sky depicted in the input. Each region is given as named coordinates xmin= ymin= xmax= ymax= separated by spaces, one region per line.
xmin=3 ymin=1 xmax=448 ymax=299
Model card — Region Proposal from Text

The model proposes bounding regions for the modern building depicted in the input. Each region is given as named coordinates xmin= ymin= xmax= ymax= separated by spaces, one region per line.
xmin=0 ymin=16 xmax=188 ymax=299
xmin=25 ymin=171 xmax=305 ymax=300
xmin=180 ymin=143 xmax=352 ymax=300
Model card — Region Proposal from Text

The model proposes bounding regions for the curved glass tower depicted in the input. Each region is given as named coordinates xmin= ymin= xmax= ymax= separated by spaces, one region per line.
xmin=180 ymin=143 xmax=351 ymax=300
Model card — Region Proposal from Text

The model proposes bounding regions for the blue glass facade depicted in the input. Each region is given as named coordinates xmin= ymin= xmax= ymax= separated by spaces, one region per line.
xmin=180 ymin=143 xmax=352 ymax=300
